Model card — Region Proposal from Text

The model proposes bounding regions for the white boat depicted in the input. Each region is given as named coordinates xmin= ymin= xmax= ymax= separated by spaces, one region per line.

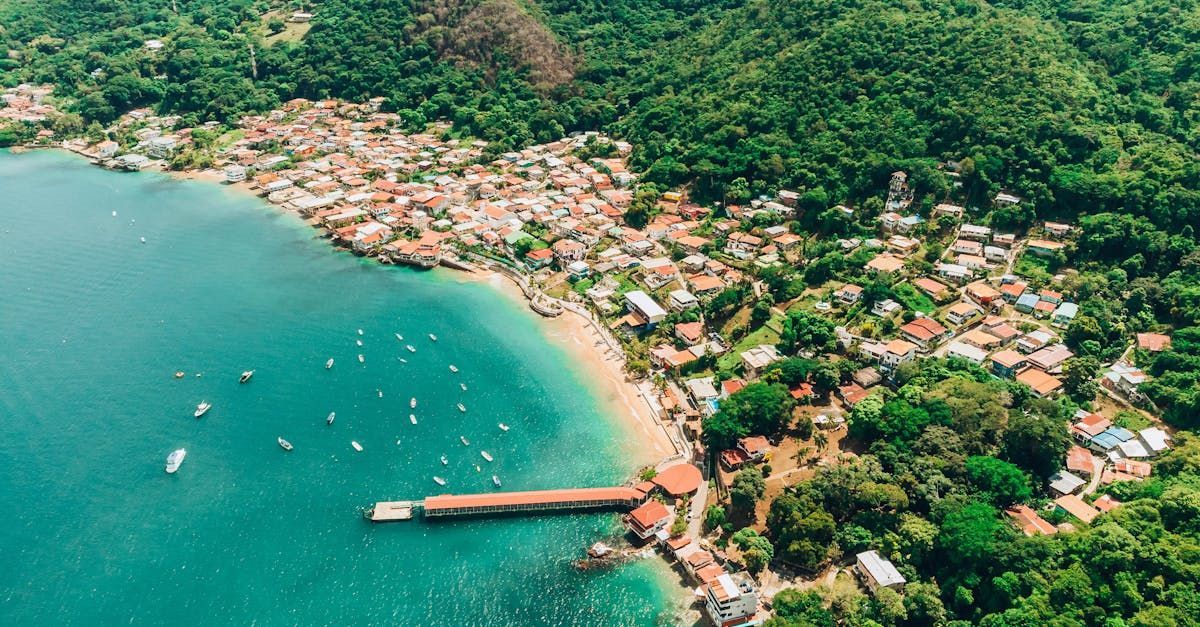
xmin=357 ymin=329 xmax=363 ymax=336
xmin=239 ymin=370 xmax=254 ymax=384
xmin=326 ymin=412 xmax=335 ymax=425
xmin=278 ymin=437 xmax=293 ymax=451
xmin=399 ymin=358 xmax=408 ymax=364
xmin=460 ymin=436 xmax=470 ymax=446
xmin=351 ymin=441 xmax=363 ymax=452
xmin=410 ymin=397 xmax=417 ymax=409
xmin=492 ymin=475 xmax=502 ymax=488
xmin=140 ymin=237 xmax=146 ymax=244
xmin=433 ymin=476 xmax=446 ymax=486
xmin=194 ymin=401 xmax=211 ymax=418
xmin=498 ymin=423 xmax=510 ymax=432
xmin=457 ymin=403 xmax=466 ymax=413
xmin=325 ymin=358 xmax=334 ymax=369
xmin=356 ymin=339 xmax=363 ymax=346
xmin=165 ymin=448 xmax=186 ymax=473
xmin=112 ymin=210 xmax=117 ymax=217
xmin=409 ymin=414 xmax=417 ymax=425
xmin=395 ymin=333 xmax=404 ymax=341
xmin=460 ymin=383 xmax=467 ymax=391
xmin=357 ymin=354 xmax=364 ymax=363
xmin=480 ymin=451 xmax=493 ymax=462
xmin=449 ymin=365 xmax=458 ymax=373
xmin=474 ymin=465 xmax=481 ymax=472
xmin=428 ymin=334 xmax=438 ymax=341
xmin=440 ymin=455 xmax=448 ymax=465
xmin=405 ymin=345 xmax=416 ymax=353
xmin=377 ymin=389 xmax=383 ymax=398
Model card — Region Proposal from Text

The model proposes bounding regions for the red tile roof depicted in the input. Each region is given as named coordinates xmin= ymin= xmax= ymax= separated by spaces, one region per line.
xmin=651 ymin=464 xmax=704 ymax=496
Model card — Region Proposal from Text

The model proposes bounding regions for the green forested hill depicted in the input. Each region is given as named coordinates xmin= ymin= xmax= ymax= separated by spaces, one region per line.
xmin=2 ymin=0 xmax=1195 ymax=228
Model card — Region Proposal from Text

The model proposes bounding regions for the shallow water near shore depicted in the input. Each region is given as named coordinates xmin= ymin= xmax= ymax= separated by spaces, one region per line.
xmin=0 ymin=150 xmax=687 ymax=625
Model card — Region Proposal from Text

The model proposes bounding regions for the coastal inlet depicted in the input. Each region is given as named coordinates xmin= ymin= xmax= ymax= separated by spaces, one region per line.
xmin=0 ymin=149 xmax=686 ymax=625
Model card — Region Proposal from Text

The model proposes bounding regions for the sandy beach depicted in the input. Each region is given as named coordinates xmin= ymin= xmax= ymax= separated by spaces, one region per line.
xmin=462 ymin=270 xmax=679 ymax=468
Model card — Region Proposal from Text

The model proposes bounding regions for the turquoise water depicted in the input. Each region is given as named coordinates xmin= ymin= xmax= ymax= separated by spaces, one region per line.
xmin=0 ymin=150 xmax=683 ymax=625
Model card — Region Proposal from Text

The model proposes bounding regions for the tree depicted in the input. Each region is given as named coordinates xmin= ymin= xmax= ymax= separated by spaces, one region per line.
xmin=704 ymin=504 xmax=727 ymax=532
xmin=731 ymin=466 xmax=766 ymax=519
xmin=1061 ymin=356 xmax=1101 ymax=402
xmin=1001 ymin=409 xmax=1071 ymax=480
xmin=267 ymin=17 xmax=286 ymax=35
xmin=936 ymin=500 xmax=1009 ymax=572
xmin=731 ymin=527 xmax=774 ymax=572
xmin=703 ymin=383 xmax=796 ymax=448
xmin=964 ymin=456 xmax=1032 ymax=507
xmin=769 ymin=589 xmax=834 ymax=626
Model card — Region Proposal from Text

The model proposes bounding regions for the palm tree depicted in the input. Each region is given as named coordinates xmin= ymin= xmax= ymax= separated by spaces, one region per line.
xmin=813 ymin=431 xmax=829 ymax=454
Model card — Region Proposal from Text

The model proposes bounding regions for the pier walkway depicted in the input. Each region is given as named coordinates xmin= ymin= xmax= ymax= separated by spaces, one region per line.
xmin=369 ymin=486 xmax=648 ymax=522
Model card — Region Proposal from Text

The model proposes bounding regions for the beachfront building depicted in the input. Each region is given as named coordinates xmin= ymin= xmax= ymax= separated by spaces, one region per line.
xmin=624 ymin=290 xmax=667 ymax=328
xmin=625 ymin=500 xmax=672 ymax=541
xmin=223 ymin=164 xmax=247 ymax=183
xmin=703 ymin=572 xmax=759 ymax=627
xmin=855 ymin=550 xmax=906 ymax=593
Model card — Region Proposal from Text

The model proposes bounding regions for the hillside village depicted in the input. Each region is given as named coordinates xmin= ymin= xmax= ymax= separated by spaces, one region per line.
xmin=7 ymin=88 xmax=1192 ymax=626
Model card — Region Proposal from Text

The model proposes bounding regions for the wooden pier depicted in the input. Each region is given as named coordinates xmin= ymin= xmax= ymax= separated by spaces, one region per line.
xmin=368 ymin=487 xmax=648 ymax=522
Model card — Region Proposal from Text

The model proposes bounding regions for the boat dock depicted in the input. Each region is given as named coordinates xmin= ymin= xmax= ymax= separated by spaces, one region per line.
xmin=369 ymin=486 xmax=648 ymax=522
xmin=368 ymin=501 xmax=419 ymax=521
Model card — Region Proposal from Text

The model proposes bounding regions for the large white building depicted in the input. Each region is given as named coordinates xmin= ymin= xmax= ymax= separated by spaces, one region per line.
xmin=625 ymin=290 xmax=667 ymax=326
xmin=704 ymin=572 xmax=759 ymax=627
xmin=856 ymin=550 xmax=906 ymax=593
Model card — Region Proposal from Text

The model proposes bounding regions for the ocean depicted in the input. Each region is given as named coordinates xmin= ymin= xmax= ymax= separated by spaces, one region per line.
xmin=0 ymin=150 xmax=684 ymax=625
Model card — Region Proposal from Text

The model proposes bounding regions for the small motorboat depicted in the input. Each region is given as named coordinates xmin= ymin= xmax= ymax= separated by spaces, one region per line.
xmin=194 ymin=401 xmax=211 ymax=418
xmin=405 ymin=345 xmax=416 ymax=353
xmin=460 ymin=436 xmax=470 ymax=446
xmin=395 ymin=333 xmax=404 ymax=341
xmin=377 ymin=389 xmax=383 ymax=398
xmin=326 ymin=411 xmax=336 ymax=425
xmin=278 ymin=437 xmax=293 ymax=451
xmin=325 ymin=358 xmax=334 ymax=369
xmin=440 ymin=455 xmax=448 ymax=465
xmin=459 ymin=383 xmax=467 ymax=391
xmin=457 ymin=403 xmax=466 ymax=413
xmin=480 ymin=451 xmax=493 ymax=462
xmin=112 ymin=211 xmax=117 ymax=217
xmin=498 ymin=423 xmax=510 ymax=432
xmin=356 ymin=339 xmax=363 ymax=346
xmin=239 ymin=370 xmax=254 ymax=384
xmin=492 ymin=475 xmax=502 ymax=488
xmin=449 ymin=365 xmax=458 ymax=373
xmin=140 ymin=237 xmax=146 ymax=244
xmin=351 ymin=441 xmax=363 ymax=452
xmin=399 ymin=358 xmax=408 ymax=364
xmin=410 ymin=397 xmax=417 ymax=409
xmin=428 ymin=334 xmax=438 ymax=341
xmin=474 ymin=465 xmax=481 ymax=472
xmin=165 ymin=448 xmax=186 ymax=474
xmin=174 ymin=371 xmax=185 ymax=379
xmin=409 ymin=414 xmax=417 ymax=425
xmin=357 ymin=329 xmax=363 ymax=336
xmin=433 ymin=476 xmax=446 ymax=486
xmin=357 ymin=354 xmax=364 ymax=363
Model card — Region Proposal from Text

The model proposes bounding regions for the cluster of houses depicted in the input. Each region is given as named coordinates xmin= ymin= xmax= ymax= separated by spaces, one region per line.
xmin=0 ymin=84 xmax=58 ymax=136
xmin=619 ymin=464 xmax=764 ymax=626
xmin=1007 ymin=408 xmax=1172 ymax=535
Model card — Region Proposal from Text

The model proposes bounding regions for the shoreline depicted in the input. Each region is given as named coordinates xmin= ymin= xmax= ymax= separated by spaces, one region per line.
xmin=455 ymin=268 xmax=680 ymax=469
xmin=34 ymin=146 xmax=680 ymax=473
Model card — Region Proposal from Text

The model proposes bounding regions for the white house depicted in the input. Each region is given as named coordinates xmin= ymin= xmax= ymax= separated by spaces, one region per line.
xmin=856 ymin=551 xmax=906 ymax=593
xmin=704 ymin=573 xmax=759 ymax=627
xmin=624 ymin=290 xmax=667 ymax=327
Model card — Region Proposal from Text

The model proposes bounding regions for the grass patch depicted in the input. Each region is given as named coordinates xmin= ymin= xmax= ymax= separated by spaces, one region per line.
xmin=717 ymin=315 xmax=783 ymax=372
xmin=892 ymin=282 xmax=935 ymax=314
xmin=1014 ymin=254 xmax=1054 ymax=283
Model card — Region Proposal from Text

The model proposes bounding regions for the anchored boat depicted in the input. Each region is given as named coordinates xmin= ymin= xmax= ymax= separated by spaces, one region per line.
xmin=165 ymin=448 xmax=186 ymax=473
xmin=194 ymin=401 xmax=211 ymax=418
